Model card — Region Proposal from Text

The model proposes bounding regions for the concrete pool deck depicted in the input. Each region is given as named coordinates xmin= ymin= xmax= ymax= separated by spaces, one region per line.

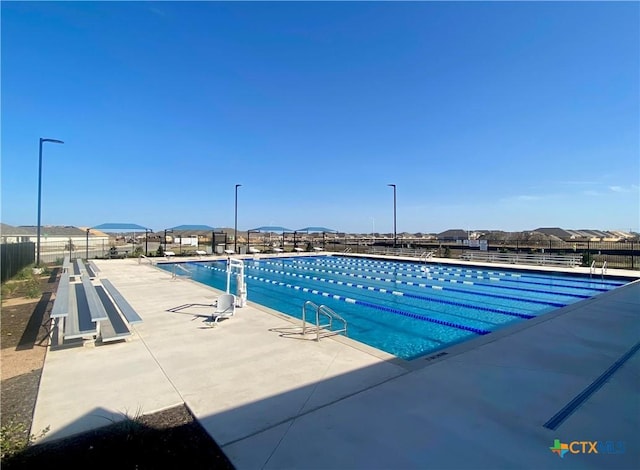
xmin=32 ymin=255 xmax=639 ymax=469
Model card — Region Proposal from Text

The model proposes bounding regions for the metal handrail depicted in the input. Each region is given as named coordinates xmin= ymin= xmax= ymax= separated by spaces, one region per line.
xmin=317 ymin=305 xmax=347 ymax=341
xmin=601 ymin=261 xmax=608 ymax=279
xmin=590 ymin=260 xmax=596 ymax=277
xmin=301 ymin=301 xmax=348 ymax=341
xmin=302 ymin=300 xmax=320 ymax=335
xmin=138 ymin=254 xmax=152 ymax=264
xmin=172 ymin=263 xmax=191 ymax=279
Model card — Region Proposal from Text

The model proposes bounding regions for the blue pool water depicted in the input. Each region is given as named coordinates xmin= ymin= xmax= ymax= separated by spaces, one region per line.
xmin=159 ymin=255 xmax=626 ymax=360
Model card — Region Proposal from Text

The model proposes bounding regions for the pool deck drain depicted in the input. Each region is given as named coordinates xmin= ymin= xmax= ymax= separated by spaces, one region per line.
xmin=32 ymin=256 xmax=640 ymax=469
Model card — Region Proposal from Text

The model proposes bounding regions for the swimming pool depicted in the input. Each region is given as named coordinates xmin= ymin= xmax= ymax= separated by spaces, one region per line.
xmin=159 ymin=255 xmax=627 ymax=360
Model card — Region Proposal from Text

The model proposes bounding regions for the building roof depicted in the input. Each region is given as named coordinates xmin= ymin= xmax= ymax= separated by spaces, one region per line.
xmin=437 ymin=229 xmax=469 ymax=239
xmin=77 ymin=227 xmax=110 ymax=238
xmin=1 ymin=223 xmax=35 ymax=236
xmin=533 ymin=227 xmax=573 ymax=239
xmin=18 ymin=225 xmax=87 ymax=237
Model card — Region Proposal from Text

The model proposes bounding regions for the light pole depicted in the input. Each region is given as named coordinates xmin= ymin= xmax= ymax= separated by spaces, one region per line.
xmin=85 ymin=228 xmax=90 ymax=259
xmin=36 ymin=137 xmax=64 ymax=266
xmin=371 ymin=217 xmax=375 ymax=245
xmin=387 ymin=184 xmax=397 ymax=248
xmin=234 ymin=184 xmax=242 ymax=253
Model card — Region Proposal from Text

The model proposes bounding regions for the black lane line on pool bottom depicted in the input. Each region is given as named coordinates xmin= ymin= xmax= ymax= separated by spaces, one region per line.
xmin=543 ymin=340 xmax=640 ymax=430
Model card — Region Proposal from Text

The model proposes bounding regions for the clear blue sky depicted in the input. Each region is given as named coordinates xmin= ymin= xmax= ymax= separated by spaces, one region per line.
xmin=2 ymin=1 xmax=638 ymax=234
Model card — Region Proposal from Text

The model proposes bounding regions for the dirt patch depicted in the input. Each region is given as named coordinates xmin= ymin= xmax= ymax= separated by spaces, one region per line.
xmin=3 ymin=404 xmax=233 ymax=470
xmin=1 ymin=273 xmax=54 ymax=441
xmin=1 ymin=268 xmax=234 ymax=469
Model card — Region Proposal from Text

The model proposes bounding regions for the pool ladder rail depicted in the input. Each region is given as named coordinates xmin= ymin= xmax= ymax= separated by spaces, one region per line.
xmin=302 ymin=301 xmax=348 ymax=342
xmin=589 ymin=260 xmax=608 ymax=279
xmin=419 ymin=250 xmax=435 ymax=263
xmin=171 ymin=263 xmax=192 ymax=279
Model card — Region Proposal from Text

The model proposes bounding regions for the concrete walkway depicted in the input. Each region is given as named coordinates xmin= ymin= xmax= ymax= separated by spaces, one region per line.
xmin=32 ymin=256 xmax=639 ymax=469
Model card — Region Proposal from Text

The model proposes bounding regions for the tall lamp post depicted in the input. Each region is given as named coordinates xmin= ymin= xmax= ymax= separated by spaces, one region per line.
xmin=85 ymin=228 xmax=90 ymax=259
xmin=234 ymin=184 xmax=242 ymax=253
xmin=36 ymin=137 xmax=64 ymax=266
xmin=371 ymin=217 xmax=375 ymax=246
xmin=387 ymin=184 xmax=397 ymax=248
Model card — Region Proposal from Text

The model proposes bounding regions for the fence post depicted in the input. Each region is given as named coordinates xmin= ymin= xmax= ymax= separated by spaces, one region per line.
xmin=632 ymin=241 xmax=635 ymax=270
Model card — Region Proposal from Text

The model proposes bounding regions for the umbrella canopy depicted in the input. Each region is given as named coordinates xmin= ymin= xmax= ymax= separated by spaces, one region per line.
xmin=92 ymin=223 xmax=151 ymax=231
xmin=167 ymin=224 xmax=217 ymax=231
xmin=248 ymin=226 xmax=294 ymax=233
xmin=295 ymin=226 xmax=338 ymax=233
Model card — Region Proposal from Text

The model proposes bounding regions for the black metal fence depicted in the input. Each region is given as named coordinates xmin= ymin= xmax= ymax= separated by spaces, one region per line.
xmin=1 ymin=242 xmax=35 ymax=283
xmin=34 ymin=240 xmax=138 ymax=263
xmin=444 ymin=239 xmax=637 ymax=270
xmin=333 ymin=238 xmax=639 ymax=270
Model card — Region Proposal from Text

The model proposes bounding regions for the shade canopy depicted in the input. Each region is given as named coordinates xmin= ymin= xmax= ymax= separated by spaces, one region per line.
xmin=92 ymin=223 xmax=151 ymax=231
xmin=248 ymin=226 xmax=294 ymax=233
xmin=295 ymin=226 xmax=338 ymax=233
xmin=167 ymin=225 xmax=218 ymax=231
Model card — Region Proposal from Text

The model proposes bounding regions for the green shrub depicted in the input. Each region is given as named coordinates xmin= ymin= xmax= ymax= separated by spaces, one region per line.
xmin=0 ymin=420 xmax=49 ymax=459
xmin=25 ymin=277 xmax=41 ymax=299
xmin=14 ymin=267 xmax=33 ymax=280
xmin=1 ymin=282 xmax=18 ymax=298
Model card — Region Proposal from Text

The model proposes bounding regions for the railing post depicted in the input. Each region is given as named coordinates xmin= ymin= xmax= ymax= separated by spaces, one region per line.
xmin=315 ymin=305 xmax=321 ymax=342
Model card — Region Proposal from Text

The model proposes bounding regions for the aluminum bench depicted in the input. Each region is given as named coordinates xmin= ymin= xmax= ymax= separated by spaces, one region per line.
xmin=62 ymin=255 xmax=71 ymax=273
xmin=63 ymin=283 xmax=99 ymax=340
xmin=101 ymin=279 xmax=143 ymax=325
xmin=460 ymin=251 xmax=581 ymax=267
xmin=51 ymin=268 xmax=138 ymax=347
xmin=51 ymin=271 xmax=71 ymax=319
xmin=95 ymin=286 xmax=131 ymax=342
xmin=62 ymin=270 xmax=108 ymax=341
